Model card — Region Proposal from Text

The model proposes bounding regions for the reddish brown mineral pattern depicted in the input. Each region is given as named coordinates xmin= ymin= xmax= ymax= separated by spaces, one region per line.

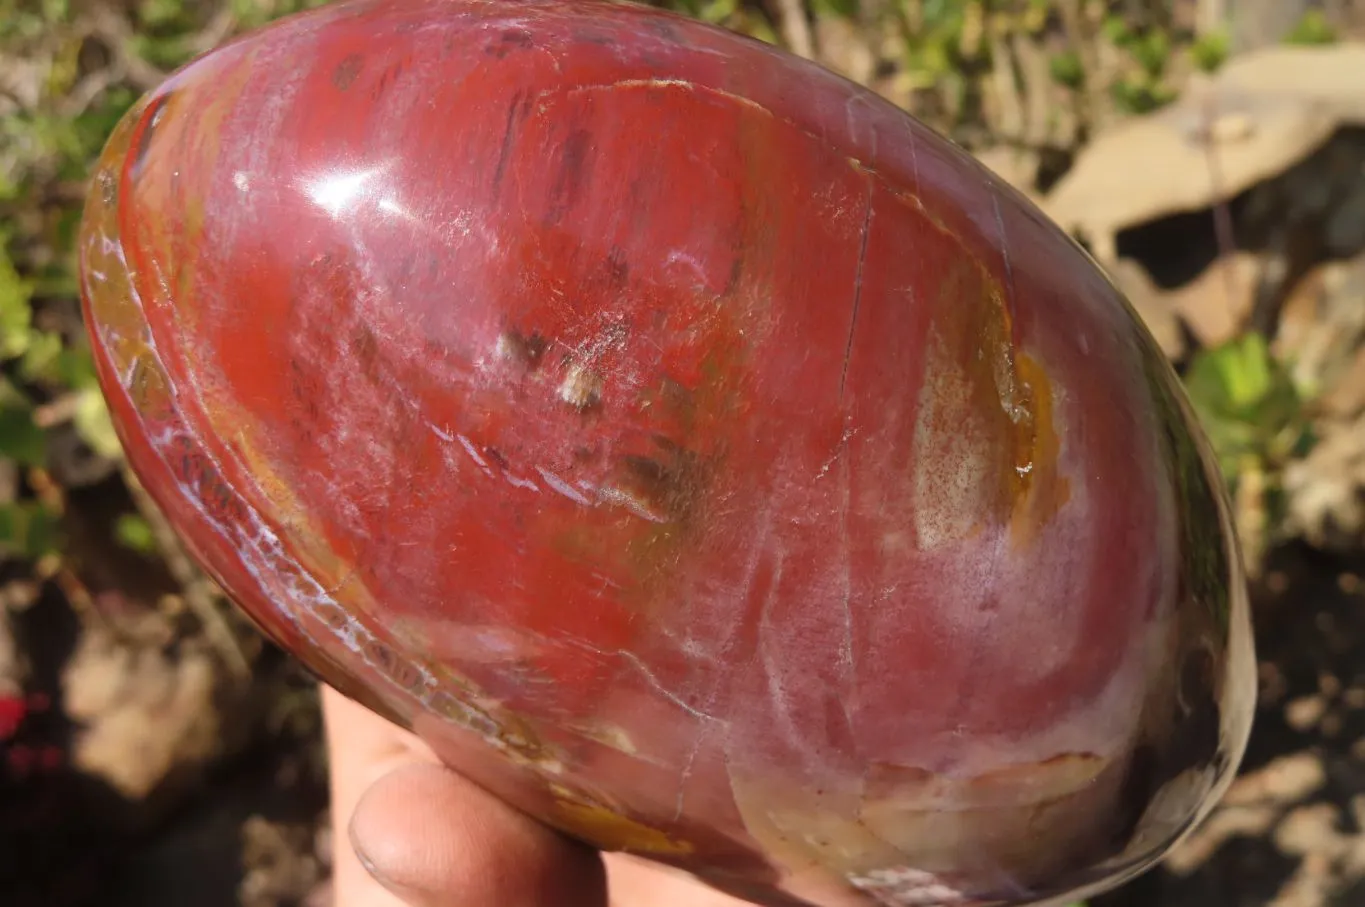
xmin=78 ymin=2 xmax=1256 ymax=905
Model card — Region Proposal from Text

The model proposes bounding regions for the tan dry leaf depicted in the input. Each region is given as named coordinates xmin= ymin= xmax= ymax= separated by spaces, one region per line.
xmin=1043 ymin=43 xmax=1365 ymax=263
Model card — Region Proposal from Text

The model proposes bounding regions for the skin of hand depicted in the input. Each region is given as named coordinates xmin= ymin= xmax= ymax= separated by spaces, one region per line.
xmin=323 ymin=685 xmax=755 ymax=907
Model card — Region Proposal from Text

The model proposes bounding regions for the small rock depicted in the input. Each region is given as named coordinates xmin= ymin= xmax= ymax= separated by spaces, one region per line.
xmin=1285 ymin=693 xmax=1328 ymax=731
xmin=62 ymin=617 xmax=228 ymax=807
xmin=1221 ymin=751 xmax=1327 ymax=806
xmin=1283 ymin=412 xmax=1365 ymax=552
xmin=1277 ymin=253 xmax=1365 ymax=411
xmin=239 ymin=816 xmax=325 ymax=907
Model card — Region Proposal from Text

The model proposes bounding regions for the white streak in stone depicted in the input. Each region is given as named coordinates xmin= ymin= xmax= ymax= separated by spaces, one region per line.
xmin=457 ymin=433 xmax=493 ymax=475
xmin=503 ymin=472 xmax=540 ymax=492
xmin=614 ymin=649 xmax=717 ymax=723
xmin=536 ymin=467 xmax=592 ymax=506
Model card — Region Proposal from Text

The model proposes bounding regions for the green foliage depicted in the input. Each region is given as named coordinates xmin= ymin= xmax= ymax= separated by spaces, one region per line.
xmin=0 ymin=245 xmax=36 ymax=363
xmin=228 ymin=0 xmax=331 ymax=31
xmin=1049 ymin=49 xmax=1085 ymax=89
xmin=115 ymin=512 xmax=158 ymax=555
xmin=1126 ymin=28 xmax=1171 ymax=79
xmin=657 ymin=0 xmax=778 ymax=42
xmin=1284 ymin=10 xmax=1337 ymax=46
xmin=897 ymin=0 xmax=989 ymax=90
xmin=1109 ymin=75 xmax=1177 ymax=114
xmin=0 ymin=239 xmax=49 ymax=467
xmin=1184 ymin=333 xmax=1315 ymax=493
xmin=1100 ymin=16 xmax=1179 ymax=114
xmin=0 ymin=500 xmax=61 ymax=560
xmin=1191 ymin=28 xmax=1230 ymax=72
xmin=811 ymin=0 xmax=859 ymax=20
xmin=0 ymin=0 xmax=71 ymax=40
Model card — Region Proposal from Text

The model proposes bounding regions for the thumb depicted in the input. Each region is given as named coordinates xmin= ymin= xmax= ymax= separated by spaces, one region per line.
xmin=323 ymin=685 xmax=608 ymax=907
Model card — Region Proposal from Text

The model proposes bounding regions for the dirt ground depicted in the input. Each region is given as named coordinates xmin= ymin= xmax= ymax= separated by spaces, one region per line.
xmin=10 ymin=545 xmax=1365 ymax=907
xmin=1096 ymin=544 xmax=1365 ymax=907
xmin=5 ymin=2 xmax=1365 ymax=907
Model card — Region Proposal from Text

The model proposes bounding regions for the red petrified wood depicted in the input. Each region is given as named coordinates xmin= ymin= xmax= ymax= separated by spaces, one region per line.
xmin=78 ymin=2 xmax=1255 ymax=905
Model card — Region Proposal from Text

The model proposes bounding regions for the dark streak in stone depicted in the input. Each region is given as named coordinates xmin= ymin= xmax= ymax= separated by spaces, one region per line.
xmin=840 ymin=184 xmax=874 ymax=402
xmin=486 ymin=27 xmax=534 ymax=58
xmin=574 ymin=27 xmax=615 ymax=46
xmin=332 ymin=53 xmax=364 ymax=91
xmin=545 ymin=128 xmax=593 ymax=226
xmin=623 ymin=454 xmax=668 ymax=489
xmin=349 ymin=325 xmax=383 ymax=386
xmin=605 ymin=247 xmax=629 ymax=285
xmin=370 ymin=59 xmax=408 ymax=102
xmin=491 ymin=92 xmax=530 ymax=195
xmin=642 ymin=17 xmax=682 ymax=44
xmin=361 ymin=638 xmax=424 ymax=693
xmin=501 ymin=328 xmax=547 ymax=369
xmin=128 ymin=92 xmax=173 ymax=182
xmin=616 ymin=440 xmax=707 ymax=526
xmin=313 ymin=601 xmax=350 ymax=631
xmin=722 ymin=249 xmax=745 ymax=299
xmin=164 ymin=432 xmax=249 ymax=534
xmin=991 ymin=187 xmax=1020 ymax=341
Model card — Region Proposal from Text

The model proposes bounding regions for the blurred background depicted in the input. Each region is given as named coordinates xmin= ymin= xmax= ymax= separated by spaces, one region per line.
xmin=3 ymin=1 xmax=1365 ymax=905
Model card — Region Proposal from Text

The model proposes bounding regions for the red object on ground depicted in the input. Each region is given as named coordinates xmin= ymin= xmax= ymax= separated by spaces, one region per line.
xmin=77 ymin=2 xmax=1256 ymax=904
xmin=0 ymin=697 xmax=25 ymax=740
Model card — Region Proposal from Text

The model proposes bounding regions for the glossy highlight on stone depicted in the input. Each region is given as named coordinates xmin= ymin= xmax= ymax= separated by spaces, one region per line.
xmin=77 ymin=1 xmax=1257 ymax=904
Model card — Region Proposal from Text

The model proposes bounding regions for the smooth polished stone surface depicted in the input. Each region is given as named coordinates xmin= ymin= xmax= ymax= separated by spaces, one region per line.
xmin=78 ymin=2 xmax=1256 ymax=904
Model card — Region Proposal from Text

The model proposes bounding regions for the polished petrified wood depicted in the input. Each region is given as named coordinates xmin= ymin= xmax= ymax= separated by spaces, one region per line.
xmin=78 ymin=2 xmax=1256 ymax=904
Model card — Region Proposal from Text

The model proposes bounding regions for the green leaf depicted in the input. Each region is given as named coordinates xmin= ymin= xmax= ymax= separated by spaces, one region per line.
xmin=1101 ymin=14 xmax=1131 ymax=46
xmin=0 ymin=243 xmax=35 ymax=362
xmin=1049 ymin=50 xmax=1085 ymax=89
xmin=1131 ymin=30 xmax=1171 ymax=78
xmin=18 ymin=330 xmax=64 ymax=383
xmin=697 ymin=0 xmax=737 ymax=25
xmin=1185 ymin=333 xmax=1276 ymax=414
xmin=1191 ymin=29 xmax=1230 ymax=72
xmin=0 ymin=402 xmax=45 ymax=467
xmin=1110 ymin=75 xmax=1176 ymax=115
xmin=0 ymin=501 xmax=61 ymax=561
xmin=1183 ymin=333 xmax=1313 ymax=486
xmin=1284 ymin=11 xmax=1336 ymax=46
xmin=114 ymin=512 xmax=157 ymax=555
xmin=811 ymin=0 xmax=858 ymax=19
xmin=41 ymin=0 xmax=70 ymax=25
xmin=138 ymin=0 xmax=188 ymax=29
xmin=54 ymin=347 xmax=101 ymax=390
xmin=74 ymin=386 xmax=123 ymax=460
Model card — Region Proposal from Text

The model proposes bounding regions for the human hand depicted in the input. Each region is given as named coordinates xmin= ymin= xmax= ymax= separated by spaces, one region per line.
xmin=323 ymin=685 xmax=754 ymax=907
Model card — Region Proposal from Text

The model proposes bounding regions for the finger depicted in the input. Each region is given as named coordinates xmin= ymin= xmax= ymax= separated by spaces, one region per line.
xmin=325 ymin=685 xmax=609 ymax=907
xmin=324 ymin=684 xmax=442 ymax=907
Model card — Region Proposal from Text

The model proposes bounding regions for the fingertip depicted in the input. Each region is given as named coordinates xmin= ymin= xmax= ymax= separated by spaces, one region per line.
xmin=350 ymin=761 xmax=608 ymax=907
